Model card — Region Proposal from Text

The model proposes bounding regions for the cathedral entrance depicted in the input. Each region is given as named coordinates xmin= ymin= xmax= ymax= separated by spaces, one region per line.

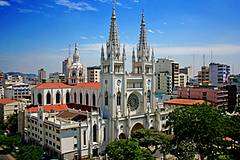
xmin=119 ymin=133 xmax=127 ymax=139
xmin=131 ymin=123 xmax=144 ymax=134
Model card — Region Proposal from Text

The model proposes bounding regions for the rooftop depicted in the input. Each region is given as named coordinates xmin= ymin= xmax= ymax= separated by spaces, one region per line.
xmin=0 ymin=98 xmax=17 ymax=105
xmin=33 ymin=82 xmax=71 ymax=89
xmin=164 ymin=99 xmax=207 ymax=106
xmin=74 ymin=82 xmax=100 ymax=90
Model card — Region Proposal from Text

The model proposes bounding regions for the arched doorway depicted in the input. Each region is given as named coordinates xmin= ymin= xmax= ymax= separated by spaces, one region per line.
xmin=46 ymin=92 xmax=51 ymax=104
xmin=37 ymin=93 xmax=42 ymax=105
xmin=131 ymin=123 xmax=144 ymax=134
xmin=92 ymin=93 xmax=96 ymax=106
xmin=119 ymin=133 xmax=127 ymax=139
xmin=93 ymin=124 xmax=97 ymax=142
xmin=56 ymin=91 xmax=61 ymax=104
xmin=66 ymin=92 xmax=70 ymax=104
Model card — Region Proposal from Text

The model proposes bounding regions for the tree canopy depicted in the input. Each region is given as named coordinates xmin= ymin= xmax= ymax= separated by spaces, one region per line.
xmin=16 ymin=145 xmax=44 ymax=160
xmin=106 ymin=139 xmax=154 ymax=160
xmin=168 ymin=104 xmax=240 ymax=160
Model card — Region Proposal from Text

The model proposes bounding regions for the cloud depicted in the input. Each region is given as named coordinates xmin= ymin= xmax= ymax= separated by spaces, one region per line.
xmin=148 ymin=29 xmax=154 ymax=33
xmin=17 ymin=8 xmax=40 ymax=13
xmin=81 ymin=36 xmax=88 ymax=40
xmin=133 ymin=0 xmax=139 ymax=3
xmin=163 ymin=22 xmax=167 ymax=25
xmin=56 ymin=0 xmax=97 ymax=11
xmin=157 ymin=30 xmax=165 ymax=34
xmin=0 ymin=0 xmax=10 ymax=7
xmin=99 ymin=35 xmax=104 ymax=39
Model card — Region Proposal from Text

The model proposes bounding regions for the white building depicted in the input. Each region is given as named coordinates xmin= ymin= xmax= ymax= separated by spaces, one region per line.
xmin=38 ymin=68 xmax=47 ymax=83
xmin=0 ymin=86 xmax=4 ymax=99
xmin=87 ymin=66 xmax=101 ymax=83
xmin=179 ymin=73 xmax=188 ymax=87
xmin=0 ymin=98 xmax=20 ymax=123
xmin=5 ymin=74 xmax=24 ymax=85
xmin=4 ymin=83 xmax=31 ymax=99
xmin=209 ymin=62 xmax=230 ymax=86
xmin=65 ymin=44 xmax=87 ymax=85
xmin=48 ymin=72 xmax=65 ymax=83
xmin=156 ymin=72 xmax=172 ymax=95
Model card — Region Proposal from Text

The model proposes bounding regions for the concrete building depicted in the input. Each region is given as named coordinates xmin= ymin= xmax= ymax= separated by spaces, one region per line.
xmin=48 ymin=72 xmax=65 ymax=83
xmin=180 ymin=66 xmax=192 ymax=80
xmin=87 ymin=66 xmax=101 ymax=83
xmin=156 ymin=72 xmax=172 ymax=95
xmin=0 ymin=86 xmax=4 ymax=99
xmin=0 ymin=70 xmax=4 ymax=86
xmin=4 ymin=83 xmax=31 ymax=99
xmin=155 ymin=58 xmax=179 ymax=91
xmin=0 ymin=98 xmax=20 ymax=123
xmin=209 ymin=62 xmax=230 ymax=86
xmin=5 ymin=74 xmax=23 ymax=85
xmin=179 ymin=73 xmax=188 ymax=87
xmin=197 ymin=66 xmax=210 ymax=86
xmin=229 ymin=74 xmax=240 ymax=93
xmin=178 ymin=86 xmax=228 ymax=108
xmin=38 ymin=68 xmax=47 ymax=83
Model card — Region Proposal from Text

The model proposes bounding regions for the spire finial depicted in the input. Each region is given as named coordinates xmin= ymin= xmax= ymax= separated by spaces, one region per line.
xmin=138 ymin=9 xmax=147 ymax=52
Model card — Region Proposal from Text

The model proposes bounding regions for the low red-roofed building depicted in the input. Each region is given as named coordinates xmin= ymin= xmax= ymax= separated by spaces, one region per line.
xmin=0 ymin=98 xmax=19 ymax=123
xmin=164 ymin=98 xmax=209 ymax=108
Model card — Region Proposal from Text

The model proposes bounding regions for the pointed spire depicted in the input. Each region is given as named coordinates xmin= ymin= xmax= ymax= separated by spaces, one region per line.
xmin=108 ymin=1 xmax=120 ymax=58
xmin=151 ymin=48 xmax=155 ymax=62
xmin=101 ymin=44 xmax=105 ymax=61
xmin=138 ymin=9 xmax=148 ymax=52
xmin=132 ymin=48 xmax=136 ymax=62
xmin=73 ymin=43 xmax=80 ymax=63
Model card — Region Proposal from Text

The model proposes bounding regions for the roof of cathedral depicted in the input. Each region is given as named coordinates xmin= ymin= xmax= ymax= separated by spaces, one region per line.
xmin=164 ymin=99 xmax=207 ymax=106
xmin=57 ymin=110 xmax=87 ymax=121
xmin=0 ymin=98 xmax=17 ymax=105
xmin=33 ymin=82 xmax=72 ymax=89
xmin=74 ymin=82 xmax=100 ymax=90
xmin=27 ymin=104 xmax=68 ymax=113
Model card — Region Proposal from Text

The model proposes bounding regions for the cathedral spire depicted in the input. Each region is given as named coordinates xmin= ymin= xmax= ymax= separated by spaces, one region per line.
xmin=132 ymin=48 xmax=136 ymax=62
xmin=73 ymin=43 xmax=80 ymax=63
xmin=151 ymin=48 xmax=155 ymax=62
xmin=138 ymin=10 xmax=148 ymax=52
xmin=122 ymin=44 xmax=126 ymax=61
xmin=107 ymin=1 xmax=120 ymax=58
xmin=101 ymin=44 xmax=105 ymax=61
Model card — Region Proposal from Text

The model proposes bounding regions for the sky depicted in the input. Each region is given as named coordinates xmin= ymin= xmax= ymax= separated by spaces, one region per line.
xmin=0 ymin=0 xmax=240 ymax=75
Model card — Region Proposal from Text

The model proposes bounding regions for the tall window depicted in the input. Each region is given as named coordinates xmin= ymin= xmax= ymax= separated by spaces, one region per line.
xmin=46 ymin=92 xmax=51 ymax=104
xmin=80 ymin=93 xmax=82 ymax=104
xmin=92 ymin=93 xmax=96 ymax=106
xmin=103 ymin=127 xmax=106 ymax=141
xmin=56 ymin=92 xmax=60 ymax=104
xmin=74 ymin=92 xmax=77 ymax=103
xmin=147 ymin=90 xmax=151 ymax=103
xmin=38 ymin=93 xmax=42 ymax=105
xmin=86 ymin=93 xmax=89 ymax=105
xmin=117 ymin=91 xmax=121 ymax=106
xmin=66 ymin=92 xmax=70 ymax=104
xmin=105 ymin=91 xmax=108 ymax=106
xmin=93 ymin=124 xmax=97 ymax=142
xmin=32 ymin=93 xmax=34 ymax=104
xmin=83 ymin=130 xmax=86 ymax=145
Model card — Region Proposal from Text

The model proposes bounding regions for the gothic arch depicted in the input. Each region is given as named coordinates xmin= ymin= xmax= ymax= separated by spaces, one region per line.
xmin=93 ymin=124 xmax=97 ymax=142
xmin=105 ymin=91 xmax=108 ymax=106
xmin=86 ymin=93 xmax=89 ymax=105
xmin=131 ymin=123 xmax=144 ymax=134
xmin=80 ymin=93 xmax=83 ymax=104
xmin=66 ymin=91 xmax=70 ymax=104
xmin=74 ymin=92 xmax=77 ymax=104
xmin=147 ymin=90 xmax=151 ymax=103
xmin=92 ymin=93 xmax=96 ymax=106
xmin=117 ymin=91 xmax=121 ymax=106
xmin=46 ymin=92 xmax=51 ymax=105
xmin=56 ymin=91 xmax=61 ymax=104
xmin=37 ymin=93 xmax=42 ymax=105
xmin=119 ymin=133 xmax=127 ymax=139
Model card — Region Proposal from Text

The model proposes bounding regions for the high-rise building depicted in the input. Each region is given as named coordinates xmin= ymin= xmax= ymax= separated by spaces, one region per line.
xmin=0 ymin=70 xmax=4 ymax=86
xmin=155 ymin=58 xmax=179 ymax=91
xmin=156 ymin=72 xmax=172 ymax=95
xmin=209 ymin=62 xmax=230 ymax=86
xmin=87 ymin=66 xmax=101 ymax=82
xmin=197 ymin=66 xmax=210 ymax=86
xmin=38 ymin=68 xmax=47 ymax=83
xmin=179 ymin=73 xmax=188 ymax=87
xmin=48 ymin=72 xmax=65 ymax=83
xmin=180 ymin=66 xmax=192 ymax=81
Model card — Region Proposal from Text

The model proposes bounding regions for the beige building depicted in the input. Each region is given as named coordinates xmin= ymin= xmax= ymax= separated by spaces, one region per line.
xmin=4 ymin=82 xmax=31 ymax=99
xmin=0 ymin=86 xmax=4 ymax=99
xmin=0 ymin=98 xmax=20 ymax=123
xmin=198 ymin=66 xmax=210 ymax=86
xmin=156 ymin=72 xmax=172 ymax=95
xmin=179 ymin=73 xmax=188 ymax=87
xmin=87 ymin=66 xmax=101 ymax=82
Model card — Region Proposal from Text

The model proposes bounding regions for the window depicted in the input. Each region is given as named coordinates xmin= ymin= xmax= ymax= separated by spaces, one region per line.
xmin=66 ymin=92 xmax=70 ymax=104
xmin=80 ymin=93 xmax=83 ymax=104
xmin=46 ymin=139 xmax=48 ymax=143
xmin=37 ymin=93 xmax=42 ymax=105
xmin=56 ymin=145 xmax=60 ymax=150
xmin=53 ymin=143 xmax=55 ymax=147
xmin=46 ymin=92 xmax=51 ymax=104
xmin=117 ymin=92 xmax=121 ymax=106
xmin=103 ymin=127 xmax=106 ymax=141
xmin=49 ymin=141 xmax=52 ymax=145
xmin=74 ymin=92 xmax=77 ymax=103
xmin=92 ymin=93 xmax=96 ymax=106
xmin=105 ymin=91 xmax=108 ymax=106
xmin=46 ymin=132 xmax=48 ymax=136
xmin=83 ymin=130 xmax=86 ymax=145
xmin=56 ymin=129 xmax=60 ymax=134
xmin=74 ymin=144 xmax=77 ymax=149
xmin=147 ymin=90 xmax=151 ymax=103
xmin=56 ymin=91 xmax=61 ymax=104
xmin=56 ymin=137 xmax=60 ymax=141
xmin=86 ymin=93 xmax=89 ymax=105
xmin=53 ymin=135 xmax=55 ymax=139
xmin=93 ymin=124 xmax=97 ymax=142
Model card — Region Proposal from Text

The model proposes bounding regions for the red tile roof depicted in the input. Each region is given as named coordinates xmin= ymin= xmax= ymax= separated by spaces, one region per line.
xmin=164 ymin=99 xmax=207 ymax=106
xmin=0 ymin=98 xmax=17 ymax=105
xmin=27 ymin=104 xmax=68 ymax=113
xmin=33 ymin=82 xmax=71 ymax=89
xmin=74 ymin=82 xmax=100 ymax=90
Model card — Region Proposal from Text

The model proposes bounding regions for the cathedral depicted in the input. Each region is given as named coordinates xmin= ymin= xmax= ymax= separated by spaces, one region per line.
xmin=23 ymin=6 xmax=169 ymax=159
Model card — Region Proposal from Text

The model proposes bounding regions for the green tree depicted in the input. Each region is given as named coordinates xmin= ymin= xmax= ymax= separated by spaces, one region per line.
xmin=5 ymin=113 xmax=18 ymax=133
xmin=106 ymin=139 xmax=154 ymax=160
xmin=168 ymin=104 xmax=240 ymax=160
xmin=16 ymin=145 xmax=44 ymax=160
xmin=131 ymin=128 xmax=173 ymax=158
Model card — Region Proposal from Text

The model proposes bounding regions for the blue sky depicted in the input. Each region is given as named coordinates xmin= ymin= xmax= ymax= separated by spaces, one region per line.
xmin=0 ymin=0 xmax=240 ymax=75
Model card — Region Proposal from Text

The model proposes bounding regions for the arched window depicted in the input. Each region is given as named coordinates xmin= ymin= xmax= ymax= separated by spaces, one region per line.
xmin=93 ymin=124 xmax=97 ymax=142
xmin=105 ymin=91 xmax=108 ymax=106
xmin=147 ymin=90 xmax=151 ymax=103
xmin=117 ymin=91 xmax=121 ymax=106
xmin=66 ymin=92 xmax=70 ymax=104
xmin=74 ymin=92 xmax=77 ymax=104
xmin=86 ymin=93 xmax=89 ymax=105
xmin=92 ymin=93 xmax=96 ymax=106
xmin=37 ymin=93 xmax=42 ymax=105
xmin=32 ymin=93 xmax=34 ymax=104
xmin=80 ymin=93 xmax=82 ymax=104
xmin=56 ymin=91 xmax=61 ymax=104
xmin=46 ymin=92 xmax=51 ymax=104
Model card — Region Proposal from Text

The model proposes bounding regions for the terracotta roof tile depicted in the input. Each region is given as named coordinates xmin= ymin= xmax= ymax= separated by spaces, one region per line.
xmin=164 ymin=99 xmax=207 ymax=106
xmin=27 ymin=104 xmax=68 ymax=113
xmin=73 ymin=82 xmax=100 ymax=90
xmin=0 ymin=98 xmax=17 ymax=105
xmin=33 ymin=82 xmax=71 ymax=89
